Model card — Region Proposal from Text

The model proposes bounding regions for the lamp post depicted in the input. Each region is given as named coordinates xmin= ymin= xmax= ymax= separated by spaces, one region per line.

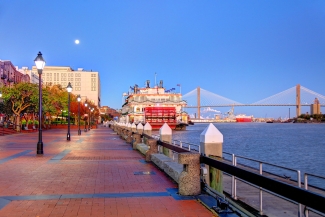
xmin=34 ymin=52 xmax=45 ymax=155
xmin=66 ymin=82 xmax=72 ymax=141
xmin=61 ymin=109 xmax=63 ymax=124
xmin=84 ymin=100 xmax=88 ymax=132
xmin=77 ymin=95 xmax=81 ymax=135
xmin=91 ymin=107 xmax=94 ymax=127
xmin=88 ymin=107 xmax=91 ymax=130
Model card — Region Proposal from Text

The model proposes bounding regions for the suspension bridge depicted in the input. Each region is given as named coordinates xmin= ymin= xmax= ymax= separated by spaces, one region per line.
xmin=182 ymin=84 xmax=325 ymax=119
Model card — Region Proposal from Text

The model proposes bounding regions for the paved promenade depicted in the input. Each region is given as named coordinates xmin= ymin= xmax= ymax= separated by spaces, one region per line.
xmin=0 ymin=126 xmax=215 ymax=217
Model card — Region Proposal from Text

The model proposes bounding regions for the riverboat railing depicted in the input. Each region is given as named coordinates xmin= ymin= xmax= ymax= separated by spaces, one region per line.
xmin=150 ymin=133 xmax=325 ymax=216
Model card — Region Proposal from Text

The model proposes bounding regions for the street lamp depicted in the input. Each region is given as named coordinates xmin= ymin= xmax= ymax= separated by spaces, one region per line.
xmin=77 ymin=95 xmax=81 ymax=135
xmin=66 ymin=82 xmax=72 ymax=141
xmin=84 ymin=100 xmax=88 ymax=132
xmin=88 ymin=107 xmax=91 ymax=130
xmin=34 ymin=51 xmax=45 ymax=155
xmin=91 ymin=107 xmax=94 ymax=127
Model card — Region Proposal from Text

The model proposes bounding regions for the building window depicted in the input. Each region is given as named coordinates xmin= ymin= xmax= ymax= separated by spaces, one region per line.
xmin=91 ymin=74 xmax=96 ymax=77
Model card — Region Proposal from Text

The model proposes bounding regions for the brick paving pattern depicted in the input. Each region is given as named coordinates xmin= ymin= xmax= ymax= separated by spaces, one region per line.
xmin=0 ymin=127 xmax=215 ymax=217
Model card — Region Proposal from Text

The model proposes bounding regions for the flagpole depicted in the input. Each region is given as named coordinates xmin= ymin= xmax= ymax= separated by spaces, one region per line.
xmin=155 ymin=72 xmax=157 ymax=86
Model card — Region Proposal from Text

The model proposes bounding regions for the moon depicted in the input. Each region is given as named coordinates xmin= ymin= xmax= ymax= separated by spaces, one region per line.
xmin=75 ymin=39 xmax=80 ymax=44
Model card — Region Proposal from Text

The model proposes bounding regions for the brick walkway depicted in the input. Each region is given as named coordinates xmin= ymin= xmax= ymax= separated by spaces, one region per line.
xmin=0 ymin=126 xmax=215 ymax=217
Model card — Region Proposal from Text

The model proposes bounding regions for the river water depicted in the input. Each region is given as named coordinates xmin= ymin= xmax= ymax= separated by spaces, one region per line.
xmin=172 ymin=122 xmax=325 ymax=188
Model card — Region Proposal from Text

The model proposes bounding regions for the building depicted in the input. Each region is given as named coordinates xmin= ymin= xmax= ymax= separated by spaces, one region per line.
xmin=31 ymin=66 xmax=101 ymax=107
xmin=16 ymin=67 xmax=42 ymax=84
xmin=0 ymin=60 xmax=30 ymax=88
xmin=310 ymin=98 xmax=321 ymax=115
xmin=100 ymin=106 xmax=120 ymax=118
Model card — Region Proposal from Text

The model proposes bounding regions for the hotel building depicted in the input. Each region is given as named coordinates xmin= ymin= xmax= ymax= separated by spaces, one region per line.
xmin=31 ymin=66 xmax=101 ymax=107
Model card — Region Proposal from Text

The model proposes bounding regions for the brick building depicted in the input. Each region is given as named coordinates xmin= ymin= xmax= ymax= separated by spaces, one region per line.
xmin=0 ymin=60 xmax=30 ymax=88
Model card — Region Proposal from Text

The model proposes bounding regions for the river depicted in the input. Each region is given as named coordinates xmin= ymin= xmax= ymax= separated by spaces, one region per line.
xmin=172 ymin=122 xmax=325 ymax=188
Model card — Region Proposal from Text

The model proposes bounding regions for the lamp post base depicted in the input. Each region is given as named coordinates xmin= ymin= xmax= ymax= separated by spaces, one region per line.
xmin=78 ymin=129 xmax=81 ymax=135
xmin=84 ymin=128 xmax=87 ymax=132
xmin=67 ymin=133 xmax=71 ymax=141
xmin=37 ymin=141 xmax=43 ymax=155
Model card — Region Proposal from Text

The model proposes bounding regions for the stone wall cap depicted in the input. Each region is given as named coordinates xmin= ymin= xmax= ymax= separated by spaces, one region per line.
xmin=144 ymin=122 xmax=152 ymax=130
xmin=131 ymin=123 xmax=137 ymax=128
xmin=200 ymin=123 xmax=223 ymax=143
xmin=137 ymin=123 xmax=144 ymax=130
xmin=159 ymin=123 xmax=172 ymax=135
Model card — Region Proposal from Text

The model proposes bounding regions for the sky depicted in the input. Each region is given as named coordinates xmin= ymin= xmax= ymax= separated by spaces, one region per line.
xmin=1 ymin=0 xmax=325 ymax=118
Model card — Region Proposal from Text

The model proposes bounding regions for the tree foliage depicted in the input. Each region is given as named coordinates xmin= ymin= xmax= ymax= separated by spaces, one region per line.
xmin=0 ymin=83 xmax=100 ymax=126
xmin=1 ymin=83 xmax=38 ymax=116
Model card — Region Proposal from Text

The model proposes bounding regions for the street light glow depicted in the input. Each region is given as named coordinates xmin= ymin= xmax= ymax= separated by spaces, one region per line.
xmin=66 ymin=82 xmax=73 ymax=93
xmin=34 ymin=52 xmax=45 ymax=71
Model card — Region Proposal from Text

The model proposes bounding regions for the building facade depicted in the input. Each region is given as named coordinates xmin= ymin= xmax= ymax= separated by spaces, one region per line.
xmin=31 ymin=66 xmax=101 ymax=107
xmin=0 ymin=60 xmax=30 ymax=88
xmin=16 ymin=67 xmax=42 ymax=84
xmin=99 ymin=106 xmax=120 ymax=118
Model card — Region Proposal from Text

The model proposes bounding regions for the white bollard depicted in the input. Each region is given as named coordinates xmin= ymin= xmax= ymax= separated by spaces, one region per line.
xmin=159 ymin=123 xmax=172 ymax=157
xmin=200 ymin=123 xmax=223 ymax=193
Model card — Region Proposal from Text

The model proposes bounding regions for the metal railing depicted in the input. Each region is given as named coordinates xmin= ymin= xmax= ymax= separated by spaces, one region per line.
xmin=132 ymin=129 xmax=325 ymax=216
xmin=223 ymin=152 xmax=303 ymax=216
xmin=201 ymin=155 xmax=325 ymax=216
xmin=152 ymin=134 xmax=201 ymax=153
xmin=304 ymin=173 xmax=325 ymax=217
xmin=151 ymin=133 xmax=325 ymax=216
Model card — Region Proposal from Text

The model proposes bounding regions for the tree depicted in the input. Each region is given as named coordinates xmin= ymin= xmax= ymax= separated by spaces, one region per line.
xmin=0 ymin=83 xmax=38 ymax=131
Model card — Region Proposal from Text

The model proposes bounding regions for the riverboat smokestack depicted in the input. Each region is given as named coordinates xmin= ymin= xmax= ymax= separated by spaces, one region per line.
xmin=159 ymin=80 xmax=163 ymax=88
xmin=134 ymin=84 xmax=138 ymax=93
xmin=146 ymin=80 xmax=150 ymax=88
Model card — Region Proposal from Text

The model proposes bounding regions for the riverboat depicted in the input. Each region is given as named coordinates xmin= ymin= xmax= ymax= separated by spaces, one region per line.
xmin=120 ymin=80 xmax=189 ymax=130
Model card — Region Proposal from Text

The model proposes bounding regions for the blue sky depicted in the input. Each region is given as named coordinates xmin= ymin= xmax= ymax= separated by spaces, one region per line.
xmin=1 ymin=0 xmax=324 ymax=118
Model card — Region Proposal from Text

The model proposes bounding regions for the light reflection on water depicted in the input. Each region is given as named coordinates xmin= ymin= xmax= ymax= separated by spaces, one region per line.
xmin=172 ymin=123 xmax=325 ymax=188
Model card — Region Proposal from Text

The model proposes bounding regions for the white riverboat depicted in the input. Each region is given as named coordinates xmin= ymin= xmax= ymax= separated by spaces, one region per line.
xmin=120 ymin=80 xmax=189 ymax=130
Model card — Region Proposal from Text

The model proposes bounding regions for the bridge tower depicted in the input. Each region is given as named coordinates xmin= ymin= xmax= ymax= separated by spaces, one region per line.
xmin=296 ymin=84 xmax=301 ymax=117
xmin=197 ymin=87 xmax=200 ymax=120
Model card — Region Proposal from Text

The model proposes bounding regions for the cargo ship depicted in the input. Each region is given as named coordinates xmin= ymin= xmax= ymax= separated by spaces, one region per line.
xmin=120 ymin=80 xmax=188 ymax=130
xmin=236 ymin=114 xmax=253 ymax=122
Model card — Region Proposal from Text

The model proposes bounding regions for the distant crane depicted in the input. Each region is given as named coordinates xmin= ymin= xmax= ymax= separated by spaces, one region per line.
xmin=225 ymin=105 xmax=235 ymax=120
